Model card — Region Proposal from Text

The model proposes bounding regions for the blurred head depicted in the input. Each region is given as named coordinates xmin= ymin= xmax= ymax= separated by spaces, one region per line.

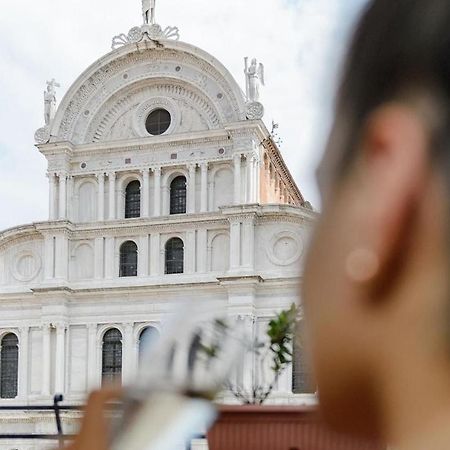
xmin=303 ymin=0 xmax=450 ymax=440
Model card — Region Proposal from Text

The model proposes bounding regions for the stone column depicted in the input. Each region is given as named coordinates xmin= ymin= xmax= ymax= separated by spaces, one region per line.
xmin=238 ymin=315 xmax=256 ymax=391
xmin=44 ymin=236 xmax=55 ymax=280
xmin=19 ymin=326 xmax=29 ymax=400
xmin=197 ymin=229 xmax=208 ymax=273
xmin=233 ymin=154 xmax=242 ymax=205
xmin=242 ymin=216 xmax=255 ymax=271
xmin=67 ymin=176 xmax=75 ymax=221
xmin=105 ymin=237 xmax=115 ymax=279
xmin=48 ymin=173 xmax=57 ymax=221
xmin=41 ymin=323 xmax=51 ymax=397
xmin=200 ymin=163 xmax=208 ymax=213
xmin=87 ymin=324 xmax=98 ymax=390
xmin=150 ymin=233 xmax=161 ymax=276
xmin=97 ymin=173 xmax=105 ymax=221
xmin=188 ymin=164 xmax=196 ymax=214
xmin=229 ymin=219 xmax=241 ymax=270
xmin=208 ymin=180 xmax=215 ymax=211
xmin=252 ymin=155 xmax=259 ymax=203
xmin=153 ymin=167 xmax=161 ymax=217
xmin=58 ymin=173 xmax=67 ymax=220
xmin=108 ymin=172 xmax=116 ymax=220
xmin=54 ymin=323 xmax=66 ymax=394
xmin=141 ymin=169 xmax=150 ymax=218
xmin=94 ymin=237 xmax=104 ymax=280
xmin=55 ymin=234 xmax=69 ymax=281
xmin=122 ymin=323 xmax=134 ymax=384
xmin=186 ymin=230 xmax=196 ymax=274
xmin=246 ymin=155 xmax=255 ymax=204
xmin=138 ymin=235 xmax=149 ymax=277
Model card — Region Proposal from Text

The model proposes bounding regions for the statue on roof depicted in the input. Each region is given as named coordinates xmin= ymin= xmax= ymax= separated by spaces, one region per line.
xmin=44 ymin=79 xmax=60 ymax=126
xmin=142 ymin=0 xmax=156 ymax=25
xmin=244 ymin=57 xmax=265 ymax=103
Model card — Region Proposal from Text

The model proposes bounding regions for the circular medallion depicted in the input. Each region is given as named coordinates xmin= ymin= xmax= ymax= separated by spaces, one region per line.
xmin=148 ymin=24 xmax=164 ymax=40
xmin=267 ymin=232 xmax=303 ymax=267
xmin=11 ymin=251 xmax=42 ymax=282
xmin=128 ymin=26 xmax=144 ymax=43
xmin=246 ymin=102 xmax=264 ymax=120
xmin=34 ymin=126 xmax=50 ymax=144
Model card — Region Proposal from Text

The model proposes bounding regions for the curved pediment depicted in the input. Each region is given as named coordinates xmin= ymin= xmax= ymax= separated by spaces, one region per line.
xmin=50 ymin=40 xmax=247 ymax=145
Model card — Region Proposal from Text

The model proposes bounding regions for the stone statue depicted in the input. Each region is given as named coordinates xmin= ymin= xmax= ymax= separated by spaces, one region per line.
xmin=142 ymin=0 xmax=156 ymax=25
xmin=44 ymin=79 xmax=60 ymax=126
xmin=244 ymin=57 xmax=265 ymax=103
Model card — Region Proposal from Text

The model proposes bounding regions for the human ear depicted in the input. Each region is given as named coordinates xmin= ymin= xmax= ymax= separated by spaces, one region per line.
xmin=349 ymin=103 xmax=430 ymax=292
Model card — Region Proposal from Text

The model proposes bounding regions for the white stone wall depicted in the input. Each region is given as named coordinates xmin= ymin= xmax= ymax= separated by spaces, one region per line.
xmin=0 ymin=26 xmax=315 ymax=450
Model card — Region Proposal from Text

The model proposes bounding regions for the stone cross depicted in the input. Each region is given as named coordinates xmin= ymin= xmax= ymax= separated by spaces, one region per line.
xmin=142 ymin=0 xmax=156 ymax=25
xmin=44 ymin=79 xmax=60 ymax=126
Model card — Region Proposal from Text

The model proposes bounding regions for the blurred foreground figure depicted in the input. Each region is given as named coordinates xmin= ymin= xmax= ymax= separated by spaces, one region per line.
xmin=303 ymin=0 xmax=450 ymax=449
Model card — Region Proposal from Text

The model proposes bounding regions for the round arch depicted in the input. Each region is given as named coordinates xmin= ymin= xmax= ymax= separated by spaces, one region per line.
xmin=48 ymin=41 xmax=247 ymax=145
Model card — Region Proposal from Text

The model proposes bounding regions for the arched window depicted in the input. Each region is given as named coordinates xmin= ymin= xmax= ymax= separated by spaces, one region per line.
xmin=165 ymin=238 xmax=184 ymax=274
xmin=170 ymin=176 xmax=187 ymax=215
xmin=102 ymin=329 xmax=122 ymax=386
xmin=138 ymin=327 xmax=159 ymax=360
xmin=125 ymin=180 xmax=141 ymax=219
xmin=1 ymin=334 xmax=19 ymax=399
xmin=120 ymin=241 xmax=138 ymax=277
xmin=292 ymin=324 xmax=315 ymax=394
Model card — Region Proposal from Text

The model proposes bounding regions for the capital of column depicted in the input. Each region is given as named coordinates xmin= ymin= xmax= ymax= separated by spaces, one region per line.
xmin=151 ymin=166 xmax=162 ymax=175
xmin=124 ymin=322 xmax=134 ymax=333
xmin=237 ymin=314 xmax=257 ymax=324
xmin=107 ymin=172 xmax=116 ymax=180
xmin=54 ymin=322 xmax=67 ymax=332
xmin=141 ymin=168 xmax=150 ymax=175
xmin=57 ymin=172 xmax=68 ymax=180
xmin=41 ymin=322 xmax=51 ymax=330
xmin=233 ymin=153 xmax=242 ymax=164
xmin=96 ymin=172 xmax=105 ymax=180
xmin=47 ymin=172 xmax=57 ymax=181
xmin=200 ymin=162 xmax=209 ymax=170
xmin=188 ymin=163 xmax=197 ymax=173
xmin=87 ymin=323 xmax=97 ymax=333
xmin=20 ymin=326 xmax=30 ymax=336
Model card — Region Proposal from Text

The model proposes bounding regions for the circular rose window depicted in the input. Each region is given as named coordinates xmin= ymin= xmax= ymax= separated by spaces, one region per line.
xmin=145 ymin=108 xmax=172 ymax=136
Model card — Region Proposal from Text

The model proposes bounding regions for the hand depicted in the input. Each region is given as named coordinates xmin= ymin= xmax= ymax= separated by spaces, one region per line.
xmin=67 ymin=388 xmax=122 ymax=450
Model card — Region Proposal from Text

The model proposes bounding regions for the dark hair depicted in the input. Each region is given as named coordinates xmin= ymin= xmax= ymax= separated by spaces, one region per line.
xmin=337 ymin=0 xmax=450 ymax=176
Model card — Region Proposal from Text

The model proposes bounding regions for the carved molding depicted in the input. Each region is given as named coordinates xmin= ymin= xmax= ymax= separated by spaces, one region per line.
xmin=54 ymin=46 xmax=245 ymax=144
xmin=266 ymin=231 xmax=304 ymax=267
xmin=10 ymin=250 xmax=42 ymax=283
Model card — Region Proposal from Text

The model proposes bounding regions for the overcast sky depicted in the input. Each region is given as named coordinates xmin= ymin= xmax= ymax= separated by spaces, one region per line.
xmin=0 ymin=0 xmax=368 ymax=231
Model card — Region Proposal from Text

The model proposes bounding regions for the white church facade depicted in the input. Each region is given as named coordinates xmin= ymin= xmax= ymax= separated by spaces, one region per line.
xmin=0 ymin=2 xmax=315 ymax=447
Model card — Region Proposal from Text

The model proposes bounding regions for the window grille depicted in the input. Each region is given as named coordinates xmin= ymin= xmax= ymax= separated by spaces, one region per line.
xmin=119 ymin=241 xmax=138 ymax=277
xmin=125 ymin=180 xmax=141 ymax=219
xmin=1 ymin=334 xmax=18 ymax=399
xmin=292 ymin=331 xmax=315 ymax=394
xmin=102 ymin=329 xmax=122 ymax=386
xmin=165 ymin=238 xmax=184 ymax=274
xmin=170 ymin=176 xmax=187 ymax=215
xmin=145 ymin=109 xmax=171 ymax=136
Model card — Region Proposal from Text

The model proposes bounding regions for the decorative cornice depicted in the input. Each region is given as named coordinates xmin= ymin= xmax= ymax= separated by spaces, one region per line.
xmin=262 ymin=137 xmax=305 ymax=206
xmin=39 ymin=121 xmax=263 ymax=157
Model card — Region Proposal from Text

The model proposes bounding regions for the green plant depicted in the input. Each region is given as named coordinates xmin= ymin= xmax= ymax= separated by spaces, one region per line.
xmin=227 ymin=303 xmax=298 ymax=405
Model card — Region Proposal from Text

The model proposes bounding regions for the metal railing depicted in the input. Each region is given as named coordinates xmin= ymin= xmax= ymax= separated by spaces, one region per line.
xmin=0 ymin=395 xmax=205 ymax=449
xmin=0 ymin=394 xmax=81 ymax=449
